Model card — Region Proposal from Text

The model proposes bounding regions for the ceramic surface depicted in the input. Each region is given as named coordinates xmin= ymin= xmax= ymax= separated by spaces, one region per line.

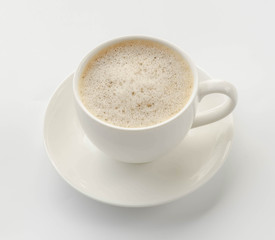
xmin=44 ymin=68 xmax=234 ymax=207
xmin=73 ymin=36 xmax=237 ymax=163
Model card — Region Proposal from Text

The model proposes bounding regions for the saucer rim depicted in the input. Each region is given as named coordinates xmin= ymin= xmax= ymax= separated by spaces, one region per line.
xmin=43 ymin=67 xmax=234 ymax=207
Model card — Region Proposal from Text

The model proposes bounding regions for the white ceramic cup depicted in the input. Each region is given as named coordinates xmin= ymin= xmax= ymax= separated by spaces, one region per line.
xmin=73 ymin=36 xmax=237 ymax=163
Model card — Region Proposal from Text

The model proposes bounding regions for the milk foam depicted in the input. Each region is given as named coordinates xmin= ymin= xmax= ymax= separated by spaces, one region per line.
xmin=79 ymin=40 xmax=193 ymax=128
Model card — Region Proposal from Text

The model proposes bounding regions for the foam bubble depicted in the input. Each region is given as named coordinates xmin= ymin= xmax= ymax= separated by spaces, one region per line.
xmin=79 ymin=39 xmax=193 ymax=128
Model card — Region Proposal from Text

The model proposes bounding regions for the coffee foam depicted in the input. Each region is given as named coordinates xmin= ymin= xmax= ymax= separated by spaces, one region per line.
xmin=79 ymin=40 xmax=193 ymax=128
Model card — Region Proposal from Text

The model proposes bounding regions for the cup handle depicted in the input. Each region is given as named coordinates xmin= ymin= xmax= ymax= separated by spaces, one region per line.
xmin=192 ymin=79 xmax=238 ymax=128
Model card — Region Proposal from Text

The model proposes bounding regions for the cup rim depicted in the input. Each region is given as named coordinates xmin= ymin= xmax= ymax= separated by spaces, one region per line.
xmin=73 ymin=35 xmax=198 ymax=131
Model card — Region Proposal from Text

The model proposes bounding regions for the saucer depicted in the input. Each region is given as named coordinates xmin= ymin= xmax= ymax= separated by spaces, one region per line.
xmin=44 ymin=67 xmax=234 ymax=207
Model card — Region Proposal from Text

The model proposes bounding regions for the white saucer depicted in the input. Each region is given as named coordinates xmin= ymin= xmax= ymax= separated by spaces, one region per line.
xmin=44 ymin=67 xmax=234 ymax=207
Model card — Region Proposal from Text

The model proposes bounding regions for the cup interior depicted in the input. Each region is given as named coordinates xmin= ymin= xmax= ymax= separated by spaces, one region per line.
xmin=73 ymin=36 xmax=198 ymax=131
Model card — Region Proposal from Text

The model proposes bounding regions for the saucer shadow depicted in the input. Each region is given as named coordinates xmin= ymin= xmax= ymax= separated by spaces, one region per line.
xmin=56 ymin=161 xmax=226 ymax=229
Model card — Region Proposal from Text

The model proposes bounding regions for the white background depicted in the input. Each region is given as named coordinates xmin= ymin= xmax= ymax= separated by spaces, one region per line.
xmin=1 ymin=0 xmax=274 ymax=239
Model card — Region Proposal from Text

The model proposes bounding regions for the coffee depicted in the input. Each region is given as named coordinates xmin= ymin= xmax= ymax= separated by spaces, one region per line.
xmin=79 ymin=39 xmax=193 ymax=128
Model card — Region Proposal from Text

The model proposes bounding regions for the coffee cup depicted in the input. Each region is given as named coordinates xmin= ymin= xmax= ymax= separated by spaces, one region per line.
xmin=73 ymin=36 xmax=237 ymax=163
